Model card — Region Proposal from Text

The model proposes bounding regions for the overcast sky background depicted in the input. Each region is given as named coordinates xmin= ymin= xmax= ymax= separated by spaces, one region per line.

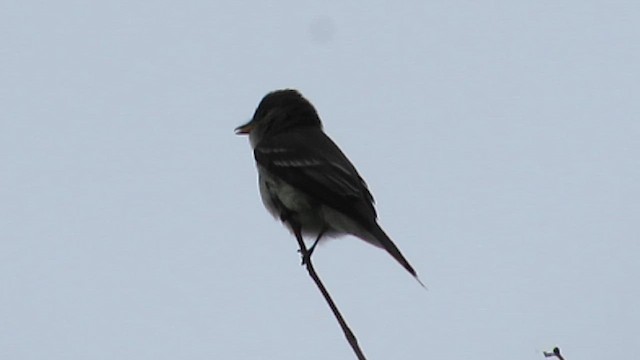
xmin=2 ymin=1 xmax=639 ymax=359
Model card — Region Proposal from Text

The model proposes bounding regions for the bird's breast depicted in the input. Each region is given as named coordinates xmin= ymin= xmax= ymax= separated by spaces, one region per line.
xmin=258 ymin=167 xmax=314 ymax=215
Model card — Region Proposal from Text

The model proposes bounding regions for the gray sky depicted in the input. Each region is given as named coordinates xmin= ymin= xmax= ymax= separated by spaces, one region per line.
xmin=2 ymin=1 xmax=639 ymax=359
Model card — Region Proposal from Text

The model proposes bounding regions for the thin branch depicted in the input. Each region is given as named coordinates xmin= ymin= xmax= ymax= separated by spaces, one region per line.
xmin=293 ymin=227 xmax=367 ymax=360
xmin=543 ymin=347 xmax=565 ymax=360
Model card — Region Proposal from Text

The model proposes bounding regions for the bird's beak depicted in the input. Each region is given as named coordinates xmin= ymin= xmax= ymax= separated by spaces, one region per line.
xmin=235 ymin=120 xmax=254 ymax=135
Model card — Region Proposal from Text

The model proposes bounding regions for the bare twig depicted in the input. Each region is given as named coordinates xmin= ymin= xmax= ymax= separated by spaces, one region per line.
xmin=292 ymin=227 xmax=367 ymax=360
xmin=543 ymin=347 xmax=565 ymax=360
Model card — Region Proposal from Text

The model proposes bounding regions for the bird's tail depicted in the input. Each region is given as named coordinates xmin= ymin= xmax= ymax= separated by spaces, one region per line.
xmin=369 ymin=224 xmax=425 ymax=288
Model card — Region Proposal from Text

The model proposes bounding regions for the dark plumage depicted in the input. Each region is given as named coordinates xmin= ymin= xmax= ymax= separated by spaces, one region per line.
xmin=236 ymin=89 xmax=421 ymax=282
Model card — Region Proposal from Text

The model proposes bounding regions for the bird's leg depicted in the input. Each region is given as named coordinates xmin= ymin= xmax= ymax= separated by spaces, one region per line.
xmin=281 ymin=208 xmax=325 ymax=266
xmin=289 ymin=224 xmax=309 ymax=265
xmin=302 ymin=228 xmax=326 ymax=266
xmin=280 ymin=211 xmax=309 ymax=263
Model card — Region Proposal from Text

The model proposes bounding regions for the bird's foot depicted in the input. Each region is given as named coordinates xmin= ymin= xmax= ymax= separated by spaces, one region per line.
xmin=295 ymin=228 xmax=324 ymax=266
xmin=297 ymin=248 xmax=313 ymax=266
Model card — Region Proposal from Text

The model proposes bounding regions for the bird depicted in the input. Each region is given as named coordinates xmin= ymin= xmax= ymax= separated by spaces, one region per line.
xmin=235 ymin=89 xmax=422 ymax=283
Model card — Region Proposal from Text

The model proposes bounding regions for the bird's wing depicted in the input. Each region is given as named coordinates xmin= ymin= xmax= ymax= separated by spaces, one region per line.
xmin=255 ymin=129 xmax=422 ymax=282
xmin=254 ymin=129 xmax=377 ymax=225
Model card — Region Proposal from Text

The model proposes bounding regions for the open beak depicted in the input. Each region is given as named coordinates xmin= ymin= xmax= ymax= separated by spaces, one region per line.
xmin=234 ymin=120 xmax=254 ymax=135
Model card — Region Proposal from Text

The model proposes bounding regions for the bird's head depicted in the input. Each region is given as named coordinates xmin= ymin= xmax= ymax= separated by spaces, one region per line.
xmin=235 ymin=89 xmax=322 ymax=147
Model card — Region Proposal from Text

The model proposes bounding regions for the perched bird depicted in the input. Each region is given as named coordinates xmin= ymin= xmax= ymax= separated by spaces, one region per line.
xmin=235 ymin=89 xmax=421 ymax=282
